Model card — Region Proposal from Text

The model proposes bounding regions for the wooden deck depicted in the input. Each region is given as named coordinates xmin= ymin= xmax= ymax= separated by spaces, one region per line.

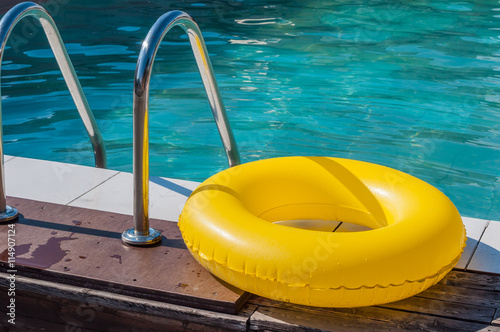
xmin=0 ymin=197 xmax=499 ymax=331
xmin=0 ymin=197 xmax=248 ymax=314
xmin=247 ymin=270 xmax=500 ymax=331
xmin=1 ymin=269 xmax=499 ymax=331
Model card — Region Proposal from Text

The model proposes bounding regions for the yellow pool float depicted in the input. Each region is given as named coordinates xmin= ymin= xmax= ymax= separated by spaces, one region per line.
xmin=179 ymin=157 xmax=466 ymax=307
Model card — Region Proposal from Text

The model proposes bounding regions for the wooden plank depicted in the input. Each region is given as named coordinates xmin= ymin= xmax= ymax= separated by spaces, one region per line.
xmin=2 ymin=197 xmax=499 ymax=331
xmin=380 ymin=296 xmax=496 ymax=324
xmin=0 ymin=273 xmax=254 ymax=331
xmin=1 ymin=315 xmax=98 ymax=332
xmin=0 ymin=197 xmax=248 ymax=314
xmin=0 ymin=288 xmax=252 ymax=332
xmin=249 ymin=306 xmax=398 ymax=332
xmin=249 ymin=305 xmax=500 ymax=332
xmin=250 ymin=290 xmax=496 ymax=325
xmin=441 ymin=270 xmax=500 ymax=291
xmin=252 ymin=296 xmax=496 ymax=331
xmin=418 ymin=283 xmax=500 ymax=308
xmin=249 ymin=295 xmax=371 ymax=317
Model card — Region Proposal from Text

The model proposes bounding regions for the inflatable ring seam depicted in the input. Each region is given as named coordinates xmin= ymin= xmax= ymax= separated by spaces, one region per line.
xmin=180 ymin=228 xmax=466 ymax=291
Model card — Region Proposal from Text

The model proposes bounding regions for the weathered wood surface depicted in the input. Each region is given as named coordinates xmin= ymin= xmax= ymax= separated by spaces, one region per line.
xmin=249 ymin=297 xmax=500 ymax=332
xmin=0 ymin=198 xmax=499 ymax=331
xmin=248 ymin=305 xmax=500 ymax=332
xmin=0 ymin=273 xmax=256 ymax=331
xmin=441 ymin=270 xmax=500 ymax=291
xmin=247 ymin=269 xmax=500 ymax=332
xmin=0 ymin=291 xmax=255 ymax=331
xmin=1 ymin=269 xmax=499 ymax=331
xmin=0 ymin=197 xmax=248 ymax=314
xmin=0 ymin=272 xmax=255 ymax=331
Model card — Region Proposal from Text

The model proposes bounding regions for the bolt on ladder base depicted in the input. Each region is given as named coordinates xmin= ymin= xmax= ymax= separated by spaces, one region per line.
xmin=0 ymin=206 xmax=18 ymax=222
xmin=121 ymin=227 xmax=162 ymax=246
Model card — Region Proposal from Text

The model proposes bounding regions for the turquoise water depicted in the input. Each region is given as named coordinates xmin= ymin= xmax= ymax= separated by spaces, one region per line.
xmin=1 ymin=0 xmax=499 ymax=220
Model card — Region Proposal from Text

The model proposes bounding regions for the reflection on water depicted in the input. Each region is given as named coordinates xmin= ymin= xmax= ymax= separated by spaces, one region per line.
xmin=0 ymin=0 xmax=499 ymax=220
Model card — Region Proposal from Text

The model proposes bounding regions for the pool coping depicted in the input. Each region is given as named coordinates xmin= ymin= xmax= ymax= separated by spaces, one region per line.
xmin=3 ymin=155 xmax=500 ymax=275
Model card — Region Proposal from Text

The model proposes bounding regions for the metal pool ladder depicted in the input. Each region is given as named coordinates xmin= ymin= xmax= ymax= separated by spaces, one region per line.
xmin=0 ymin=2 xmax=107 ymax=221
xmin=122 ymin=10 xmax=240 ymax=246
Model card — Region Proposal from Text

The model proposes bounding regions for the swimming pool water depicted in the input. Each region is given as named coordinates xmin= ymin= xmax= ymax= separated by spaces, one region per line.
xmin=1 ymin=0 xmax=499 ymax=220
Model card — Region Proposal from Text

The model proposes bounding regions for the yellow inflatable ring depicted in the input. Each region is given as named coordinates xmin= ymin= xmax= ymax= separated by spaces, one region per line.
xmin=179 ymin=157 xmax=466 ymax=307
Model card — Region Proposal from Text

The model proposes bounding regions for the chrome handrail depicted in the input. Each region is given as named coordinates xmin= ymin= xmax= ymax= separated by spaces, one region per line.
xmin=0 ymin=2 xmax=107 ymax=221
xmin=122 ymin=10 xmax=241 ymax=246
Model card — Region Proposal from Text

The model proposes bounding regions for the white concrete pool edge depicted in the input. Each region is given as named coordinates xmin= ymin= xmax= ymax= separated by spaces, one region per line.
xmin=3 ymin=155 xmax=500 ymax=275
xmin=4 ymin=155 xmax=199 ymax=222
